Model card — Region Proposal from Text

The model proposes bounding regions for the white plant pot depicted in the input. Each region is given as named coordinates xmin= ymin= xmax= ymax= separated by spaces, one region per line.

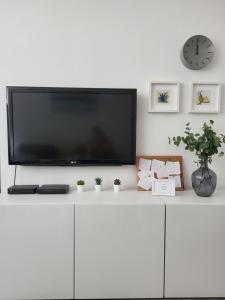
xmin=114 ymin=185 xmax=121 ymax=192
xmin=95 ymin=185 xmax=102 ymax=192
xmin=77 ymin=185 xmax=84 ymax=192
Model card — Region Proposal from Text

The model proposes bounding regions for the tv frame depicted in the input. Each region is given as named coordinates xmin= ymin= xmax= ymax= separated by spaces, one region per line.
xmin=7 ymin=86 xmax=137 ymax=166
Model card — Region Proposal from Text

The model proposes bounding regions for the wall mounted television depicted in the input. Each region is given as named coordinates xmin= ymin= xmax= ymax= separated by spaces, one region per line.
xmin=7 ymin=86 xmax=137 ymax=166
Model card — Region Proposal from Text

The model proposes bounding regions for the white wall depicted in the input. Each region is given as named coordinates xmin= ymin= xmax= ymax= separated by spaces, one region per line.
xmin=1 ymin=0 xmax=225 ymax=193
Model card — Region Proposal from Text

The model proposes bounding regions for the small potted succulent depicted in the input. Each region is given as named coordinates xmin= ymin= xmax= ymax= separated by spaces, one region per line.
xmin=77 ymin=180 xmax=85 ymax=192
xmin=114 ymin=178 xmax=121 ymax=192
xmin=95 ymin=177 xmax=103 ymax=192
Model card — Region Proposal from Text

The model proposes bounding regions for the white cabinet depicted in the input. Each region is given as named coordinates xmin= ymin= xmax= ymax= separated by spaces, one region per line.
xmin=75 ymin=199 xmax=165 ymax=299
xmin=1 ymin=190 xmax=225 ymax=299
xmin=165 ymin=198 xmax=225 ymax=298
xmin=0 ymin=203 xmax=74 ymax=300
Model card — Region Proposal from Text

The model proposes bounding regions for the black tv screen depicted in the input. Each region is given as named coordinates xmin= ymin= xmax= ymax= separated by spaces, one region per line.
xmin=7 ymin=87 xmax=137 ymax=166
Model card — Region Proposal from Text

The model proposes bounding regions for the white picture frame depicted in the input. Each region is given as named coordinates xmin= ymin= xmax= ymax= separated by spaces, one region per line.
xmin=152 ymin=179 xmax=175 ymax=196
xmin=149 ymin=81 xmax=180 ymax=113
xmin=189 ymin=82 xmax=221 ymax=114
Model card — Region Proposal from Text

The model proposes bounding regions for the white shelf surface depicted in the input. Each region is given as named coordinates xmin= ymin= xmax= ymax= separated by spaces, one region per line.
xmin=164 ymin=189 xmax=225 ymax=205
xmin=0 ymin=189 xmax=163 ymax=205
xmin=0 ymin=189 xmax=225 ymax=205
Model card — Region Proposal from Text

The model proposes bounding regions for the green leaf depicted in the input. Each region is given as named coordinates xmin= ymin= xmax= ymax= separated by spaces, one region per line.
xmin=168 ymin=120 xmax=225 ymax=163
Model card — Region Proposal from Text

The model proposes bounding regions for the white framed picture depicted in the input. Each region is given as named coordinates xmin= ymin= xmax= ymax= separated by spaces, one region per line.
xmin=152 ymin=179 xmax=175 ymax=196
xmin=149 ymin=81 xmax=180 ymax=113
xmin=189 ymin=82 xmax=221 ymax=113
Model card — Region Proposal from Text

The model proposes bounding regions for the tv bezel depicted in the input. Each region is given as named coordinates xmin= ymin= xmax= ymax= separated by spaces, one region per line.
xmin=7 ymin=86 xmax=137 ymax=166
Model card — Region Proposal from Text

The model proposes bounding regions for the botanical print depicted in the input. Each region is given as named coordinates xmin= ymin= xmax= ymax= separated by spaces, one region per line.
xmin=196 ymin=89 xmax=211 ymax=105
xmin=156 ymin=90 xmax=170 ymax=103
xmin=150 ymin=82 xmax=179 ymax=112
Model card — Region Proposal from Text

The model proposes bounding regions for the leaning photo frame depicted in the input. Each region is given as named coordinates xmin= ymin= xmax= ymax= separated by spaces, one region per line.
xmin=152 ymin=179 xmax=176 ymax=196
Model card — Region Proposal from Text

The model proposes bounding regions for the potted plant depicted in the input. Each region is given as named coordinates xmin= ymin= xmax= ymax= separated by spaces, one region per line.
xmin=114 ymin=178 xmax=121 ymax=192
xmin=169 ymin=120 xmax=225 ymax=197
xmin=95 ymin=177 xmax=102 ymax=192
xmin=77 ymin=180 xmax=85 ymax=192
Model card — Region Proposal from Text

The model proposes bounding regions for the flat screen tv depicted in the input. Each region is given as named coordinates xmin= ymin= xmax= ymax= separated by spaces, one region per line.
xmin=7 ymin=86 xmax=137 ymax=166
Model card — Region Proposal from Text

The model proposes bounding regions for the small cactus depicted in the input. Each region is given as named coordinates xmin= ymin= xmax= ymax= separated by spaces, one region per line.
xmin=95 ymin=177 xmax=102 ymax=185
xmin=114 ymin=178 xmax=121 ymax=185
xmin=77 ymin=180 xmax=85 ymax=185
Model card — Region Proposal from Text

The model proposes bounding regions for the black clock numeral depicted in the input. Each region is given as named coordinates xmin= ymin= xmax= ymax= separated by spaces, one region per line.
xmin=201 ymin=61 xmax=205 ymax=64
xmin=206 ymin=57 xmax=210 ymax=60
xmin=207 ymin=44 xmax=211 ymax=48
xmin=202 ymin=39 xmax=206 ymax=44
xmin=208 ymin=51 xmax=213 ymax=53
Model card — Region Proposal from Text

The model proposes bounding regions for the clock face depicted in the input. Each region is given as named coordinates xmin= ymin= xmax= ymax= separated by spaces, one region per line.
xmin=181 ymin=35 xmax=215 ymax=70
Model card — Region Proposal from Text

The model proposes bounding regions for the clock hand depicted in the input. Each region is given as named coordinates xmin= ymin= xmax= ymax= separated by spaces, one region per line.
xmin=195 ymin=43 xmax=199 ymax=55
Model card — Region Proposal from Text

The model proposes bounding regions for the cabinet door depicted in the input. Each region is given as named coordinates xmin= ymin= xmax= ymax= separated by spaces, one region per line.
xmin=75 ymin=203 xmax=164 ymax=299
xmin=0 ymin=204 xmax=74 ymax=300
xmin=165 ymin=204 xmax=225 ymax=298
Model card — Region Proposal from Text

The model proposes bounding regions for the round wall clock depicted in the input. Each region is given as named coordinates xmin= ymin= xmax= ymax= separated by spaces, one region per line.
xmin=181 ymin=35 xmax=215 ymax=70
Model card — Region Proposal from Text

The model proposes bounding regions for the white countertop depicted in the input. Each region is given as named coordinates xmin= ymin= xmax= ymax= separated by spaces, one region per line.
xmin=0 ymin=189 xmax=225 ymax=205
xmin=165 ymin=189 xmax=225 ymax=205
xmin=0 ymin=189 xmax=163 ymax=205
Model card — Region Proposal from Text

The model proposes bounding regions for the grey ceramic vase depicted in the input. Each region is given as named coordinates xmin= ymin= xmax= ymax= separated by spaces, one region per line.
xmin=192 ymin=159 xmax=217 ymax=197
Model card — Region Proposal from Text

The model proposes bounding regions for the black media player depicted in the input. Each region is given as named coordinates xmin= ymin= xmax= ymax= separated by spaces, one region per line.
xmin=37 ymin=184 xmax=70 ymax=194
xmin=8 ymin=185 xmax=39 ymax=194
